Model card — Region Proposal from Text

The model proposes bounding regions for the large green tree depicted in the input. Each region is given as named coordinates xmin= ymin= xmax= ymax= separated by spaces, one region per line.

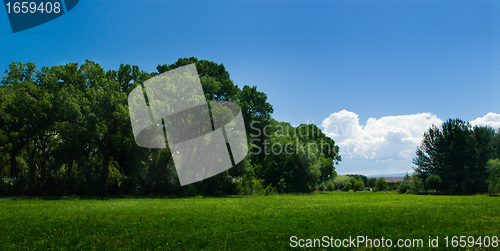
xmin=252 ymin=120 xmax=340 ymax=193
xmin=413 ymin=119 xmax=495 ymax=194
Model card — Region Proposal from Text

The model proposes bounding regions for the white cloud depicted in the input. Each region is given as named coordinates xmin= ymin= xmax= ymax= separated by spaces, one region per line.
xmin=322 ymin=110 xmax=442 ymax=161
xmin=322 ymin=111 xmax=500 ymax=175
xmin=470 ymin=112 xmax=500 ymax=130
xmin=322 ymin=110 xmax=364 ymax=143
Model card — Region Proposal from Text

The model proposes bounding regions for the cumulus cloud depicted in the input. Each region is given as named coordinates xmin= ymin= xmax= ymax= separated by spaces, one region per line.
xmin=322 ymin=110 xmax=442 ymax=161
xmin=322 ymin=110 xmax=500 ymax=175
xmin=470 ymin=112 xmax=500 ymax=130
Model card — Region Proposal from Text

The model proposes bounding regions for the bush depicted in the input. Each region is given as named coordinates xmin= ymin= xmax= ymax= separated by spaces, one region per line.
xmin=325 ymin=181 xmax=335 ymax=191
xmin=342 ymin=182 xmax=352 ymax=191
xmin=399 ymin=182 xmax=410 ymax=194
xmin=235 ymin=183 xmax=246 ymax=196
xmin=410 ymin=174 xmax=424 ymax=193
xmin=353 ymin=179 xmax=365 ymax=192
xmin=317 ymin=183 xmax=326 ymax=191
xmin=264 ymin=185 xmax=277 ymax=195
xmin=252 ymin=178 xmax=265 ymax=196
xmin=425 ymin=174 xmax=442 ymax=192
xmin=487 ymin=159 xmax=500 ymax=194
xmin=349 ymin=177 xmax=356 ymax=188
xmin=334 ymin=175 xmax=350 ymax=190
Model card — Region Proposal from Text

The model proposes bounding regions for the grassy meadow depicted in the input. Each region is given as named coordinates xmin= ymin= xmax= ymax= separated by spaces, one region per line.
xmin=0 ymin=192 xmax=498 ymax=250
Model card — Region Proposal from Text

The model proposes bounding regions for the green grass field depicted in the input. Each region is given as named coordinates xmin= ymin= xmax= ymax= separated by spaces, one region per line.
xmin=0 ymin=192 xmax=498 ymax=250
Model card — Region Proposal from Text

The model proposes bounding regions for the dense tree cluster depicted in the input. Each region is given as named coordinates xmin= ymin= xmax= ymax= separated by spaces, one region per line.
xmin=330 ymin=174 xmax=375 ymax=192
xmin=413 ymin=119 xmax=500 ymax=194
xmin=0 ymin=58 xmax=341 ymax=196
xmin=247 ymin=120 xmax=340 ymax=193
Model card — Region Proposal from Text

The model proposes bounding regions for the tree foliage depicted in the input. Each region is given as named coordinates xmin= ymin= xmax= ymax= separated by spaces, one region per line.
xmin=0 ymin=58 xmax=340 ymax=196
xmin=333 ymin=175 xmax=350 ymax=190
xmin=413 ymin=119 xmax=495 ymax=194
xmin=374 ymin=178 xmax=387 ymax=192
xmin=346 ymin=174 xmax=367 ymax=186
xmin=353 ymin=179 xmax=365 ymax=192
xmin=424 ymin=174 xmax=442 ymax=192
xmin=367 ymin=178 xmax=377 ymax=188
xmin=251 ymin=120 xmax=340 ymax=193
xmin=487 ymin=159 xmax=500 ymax=194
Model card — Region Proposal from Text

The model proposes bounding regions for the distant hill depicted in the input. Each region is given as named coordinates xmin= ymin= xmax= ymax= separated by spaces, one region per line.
xmin=367 ymin=172 xmax=412 ymax=178
xmin=383 ymin=177 xmax=405 ymax=183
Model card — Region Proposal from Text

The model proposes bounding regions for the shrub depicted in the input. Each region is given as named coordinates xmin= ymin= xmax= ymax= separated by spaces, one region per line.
xmin=487 ymin=159 xmax=500 ymax=194
xmin=399 ymin=182 xmax=410 ymax=194
xmin=342 ymin=182 xmax=352 ymax=191
xmin=334 ymin=175 xmax=350 ymax=190
xmin=252 ymin=178 xmax=265 ymax=196
xmin=425 ymin=174 xmax=442 ymax=192
xmin=325 ymin=181 xmax=335 ymax=191
xmin=410 ymin=174 xmax=424 ymax=193
xmin=353 ymin=179 xmax=365 ymax=192
xmin=235 ymin=183 xmax=246 ymax=196
xmin=264 ymin=185 xmax=277 ymax=195
xmin=349 ymin=177 xmax=357 ymax=188
xmin=317 ymin=183 xmax=326 ymax=191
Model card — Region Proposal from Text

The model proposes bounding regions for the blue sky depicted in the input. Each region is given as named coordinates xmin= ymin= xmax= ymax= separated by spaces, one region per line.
xmin=1 ymin=0 xmax=499 ymax=175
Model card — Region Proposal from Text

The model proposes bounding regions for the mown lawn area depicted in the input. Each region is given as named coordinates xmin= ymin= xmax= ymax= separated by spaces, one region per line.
xmin=0 ymin=192 xmax=498 ymax=250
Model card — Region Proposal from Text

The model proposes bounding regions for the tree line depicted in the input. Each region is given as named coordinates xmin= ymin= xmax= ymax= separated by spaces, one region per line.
xmin=413 ymin=119 xmax=500 ymax=194
xmin=326 ymin=119 xmax=500 ymax=195
xmin=2 ymin=58 xmax=497 ymax=196
xmin=0 ymin=58 xmax=341 ymax=196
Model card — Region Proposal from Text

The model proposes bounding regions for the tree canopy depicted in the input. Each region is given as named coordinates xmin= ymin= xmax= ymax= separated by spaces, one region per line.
xmin=0 ymin=58 xmax=340 ymax=196
xmin=413 ymin=119 xmax=498 ymax=194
